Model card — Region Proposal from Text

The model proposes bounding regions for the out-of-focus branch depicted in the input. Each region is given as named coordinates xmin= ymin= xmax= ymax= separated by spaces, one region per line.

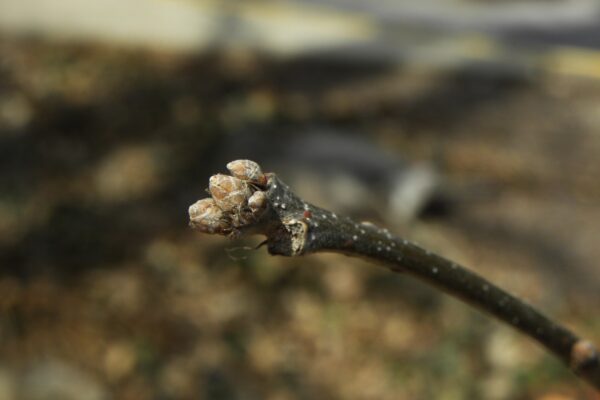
xmin=189 ymin=159 xmax=600 ymax=390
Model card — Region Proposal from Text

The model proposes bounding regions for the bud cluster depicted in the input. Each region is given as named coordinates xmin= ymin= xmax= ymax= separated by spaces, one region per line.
xmin=189 ymin=160 xmax=269 ymax=235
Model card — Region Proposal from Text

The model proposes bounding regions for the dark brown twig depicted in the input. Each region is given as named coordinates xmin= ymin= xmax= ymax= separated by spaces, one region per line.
xmin=189 ymin=159 xmax=600 ymax=389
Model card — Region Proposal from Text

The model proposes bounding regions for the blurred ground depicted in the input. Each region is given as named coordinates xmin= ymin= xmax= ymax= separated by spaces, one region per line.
xmin=1 ymin=1 xmax=600 ymax=399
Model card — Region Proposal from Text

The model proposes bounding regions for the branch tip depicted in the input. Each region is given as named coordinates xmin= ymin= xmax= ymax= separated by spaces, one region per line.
xmin=189 ymin=159 xmax=600 ymax=390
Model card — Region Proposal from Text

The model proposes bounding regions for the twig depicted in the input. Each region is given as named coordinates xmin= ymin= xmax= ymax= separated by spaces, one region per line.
xmin=189 ymin=159 xmax=600 ymax=389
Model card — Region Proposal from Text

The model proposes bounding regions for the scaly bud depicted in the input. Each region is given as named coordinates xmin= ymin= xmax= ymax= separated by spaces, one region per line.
xmin=189 ymin=198 xmax=229 ymax=234
xmin=226 ymin=159 xmax=267 ymax=186
xmin=209 ymin=174 xmax=251 ymax=212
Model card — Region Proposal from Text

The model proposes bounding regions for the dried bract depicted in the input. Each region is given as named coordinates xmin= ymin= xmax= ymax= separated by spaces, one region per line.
xmin=227 ymin=159 xmax=267 ymax=186
xmin=209 ymin=174 xmax=251 ymax=212
xmin=188 ymin=198 xmax=229 ymax=234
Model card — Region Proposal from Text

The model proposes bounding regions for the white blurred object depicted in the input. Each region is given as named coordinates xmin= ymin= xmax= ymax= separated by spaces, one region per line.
xmin=0 ymin=0 xmax=219 ymax=51
xmin=2 ymin=0 xmax=600 ymax=77
xmin=297 ymin=0 xmax=600 ymax=31
xmin=0 ymin=0 xmax=375 ymax=55
xmin=389 ymin=163 xmax=439 ymax=223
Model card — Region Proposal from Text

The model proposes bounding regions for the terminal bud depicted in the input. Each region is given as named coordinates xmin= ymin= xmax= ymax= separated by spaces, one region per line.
xmin=227 ymin=159 xmax=267 ymax=186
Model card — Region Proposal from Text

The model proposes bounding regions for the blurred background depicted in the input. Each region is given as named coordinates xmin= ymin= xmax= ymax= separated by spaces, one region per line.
xmin=1 ymin=0 xmax=600 ymax=399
